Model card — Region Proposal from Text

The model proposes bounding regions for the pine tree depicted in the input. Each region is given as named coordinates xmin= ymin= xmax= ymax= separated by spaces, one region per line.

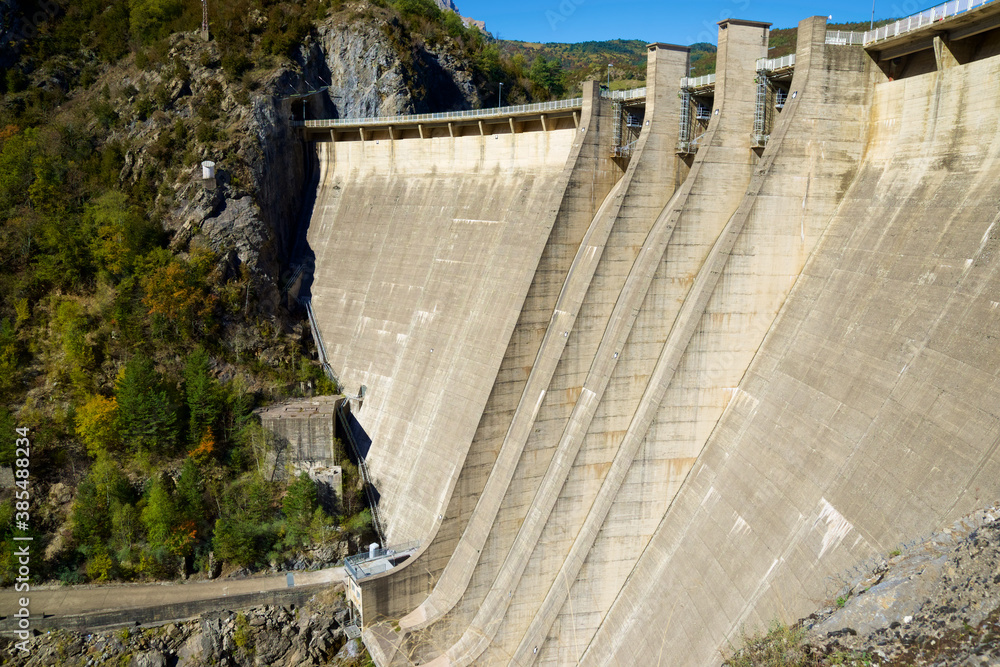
xmin=183 ymin=347 xmax=219 ymax=442
xmin=283 ymin=472 xmax=319 ymax=546
xmin=115 ymin=357 xmax=176 ymax=453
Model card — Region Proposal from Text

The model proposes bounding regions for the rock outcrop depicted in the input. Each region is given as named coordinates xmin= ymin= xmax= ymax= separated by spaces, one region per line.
xmin=104 ymin=10 xmax=480 ymax=316
xmin=798 ymin=506 xmax=1000 ymax=665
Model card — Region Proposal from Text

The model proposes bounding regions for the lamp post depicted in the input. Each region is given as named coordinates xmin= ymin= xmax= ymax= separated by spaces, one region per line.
xmin=607 ymin=63 xmax=612 ymax=90
xmin=871 ymin=0 xmax=875 ymax=30
xmin=498 ymin=82 xmax=503 ymax=107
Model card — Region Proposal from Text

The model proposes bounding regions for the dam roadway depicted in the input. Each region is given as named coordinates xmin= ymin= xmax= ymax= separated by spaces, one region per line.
xmin=299 ymin=6 xmax=1000 ymax=666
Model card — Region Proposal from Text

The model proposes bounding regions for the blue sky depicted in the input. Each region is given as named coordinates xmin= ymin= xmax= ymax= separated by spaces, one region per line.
xmin=456 ymin=0 xmax=916 ymax=44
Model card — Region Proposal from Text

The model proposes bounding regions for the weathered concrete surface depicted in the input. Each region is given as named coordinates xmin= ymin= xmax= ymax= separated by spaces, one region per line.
xmin=390 ymin=43 xmax=690 ymax=643
xmin=580 ymin=25 xmax=1000 ymax=667
xmin=307 ymin=94 xmax=586 ymax=551
xmin=352 ymin=16 xmax=884 ymax=666
xmin=257 ymin=396 xmax=344 ymax=506
xmin=354 ymin=83 xmax=619 ymax=632
xmin=305 ymin=9 xmax=1000 ymax=667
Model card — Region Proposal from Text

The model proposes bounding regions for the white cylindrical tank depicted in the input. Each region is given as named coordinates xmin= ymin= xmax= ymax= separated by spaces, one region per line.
xmin=201 ymin=160 xmax=216 ymax=179
xmin=369 ymin=543 xmax=379 ymax=559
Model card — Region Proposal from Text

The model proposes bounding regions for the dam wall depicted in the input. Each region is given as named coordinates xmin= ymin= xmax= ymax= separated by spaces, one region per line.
xmin=364 ymin=16 xmax=874 ymax=667
xmin=531 ymin=17 xmax=874 ymax=666
xmin=311 ymin=83 xmax=625 ymax=623
xmin=302 ymin=6 xmax=1000 ymax=666
xmin=307 ymin=90 xmax=596 ymax=551
xmin=580 ymin=21 xmax=1000 ymax=667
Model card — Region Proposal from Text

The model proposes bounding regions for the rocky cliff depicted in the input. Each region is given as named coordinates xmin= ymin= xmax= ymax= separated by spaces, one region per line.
xmin=108 ymin=10 xmax=480 ymax=315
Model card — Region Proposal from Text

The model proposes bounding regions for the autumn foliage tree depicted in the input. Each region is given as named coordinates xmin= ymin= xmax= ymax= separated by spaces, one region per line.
xmin=141 ymin=252 xmax=219 ymax=339
xmin=75 ymin=394 xmax=119 ymax=455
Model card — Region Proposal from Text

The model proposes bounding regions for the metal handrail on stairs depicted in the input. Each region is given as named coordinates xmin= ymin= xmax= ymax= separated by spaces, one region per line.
xmin=300 ymin=296 xmax=385 ymax=544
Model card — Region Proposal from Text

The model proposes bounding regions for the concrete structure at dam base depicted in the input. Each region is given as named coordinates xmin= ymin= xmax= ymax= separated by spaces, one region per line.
xmin=299 ymin=4 xmax=1000 ymax=665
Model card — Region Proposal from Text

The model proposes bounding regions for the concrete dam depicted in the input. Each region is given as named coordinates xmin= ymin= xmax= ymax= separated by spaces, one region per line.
xmin=299 ymin=5 xmax=1000 ymax=665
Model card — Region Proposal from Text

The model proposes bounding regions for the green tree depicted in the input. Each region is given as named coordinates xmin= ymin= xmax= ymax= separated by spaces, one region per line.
xmin=212 ymin=476 xmax=276 ymax=566
xmin=111 ymin=502 xmax=142 ymax=554
xmin=176 ymin=457 xmax=205 ymax=524
xmin=86 ymin=191 xmax=158 ymax=278
xmin=442 ymin=10 xmax=465 ymax=38
xmin=0 ymin=128 xmax=39 ymax=214
xmin=212 ymin=515 xmax=256 ymax=565
xmin=53 ymin=299 xmax=96 ymax=395
xmin=0 ymin=320 xmax=20 ymax=401
xmin=128 ymin=0 xmax=184 ymax=44
xmin=394 ymin=0 xmax=441 ymax=21
xmin=529 ymin=56 xmax=565 ymax=97
xmin=72 ymin=453 xmax=132 ymax=547
xmin=115 ymin=357 xmax=177 ymax=453
xmin=184 ymin=347 xmax=220 ymax=442
xmin=140 ymin=475 xmax=176 ymax=550
xmin=283 ymin=473 xmax=318 ymax=546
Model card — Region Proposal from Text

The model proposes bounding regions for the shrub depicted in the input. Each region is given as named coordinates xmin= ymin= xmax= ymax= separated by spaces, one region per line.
xmin=128 ymin=0 xmax=184 ymax=44
xmin=135 ymin=96 xmax=154 ymax=121
xmin=394 ymin=0 xmax=441 ymax=22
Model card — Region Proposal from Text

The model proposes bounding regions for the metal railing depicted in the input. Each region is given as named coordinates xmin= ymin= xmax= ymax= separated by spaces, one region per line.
xmin=613 ymin=138 xmax=640 ymax=158
xmin=293 ymin=97 xmax=584 ymax=128
xmin=755 ymin=53 xmax=796 ymax=72
xmin=611 ymin=101 xmax=623 ymax=155
xmin=344 ymin=541 xmax=420 ymax=581
xmin=680 ymin=73 xmax=716 ymax=89
xmin=677 ymin=89 xmax=692 ymax=153
xmin=678 ymin=129 xmax=709 ymax=155
xmin=335 ymin=400 xmax=386 ymax=545
xmin=825 ymin=30 xmax=864 ymax=45
xmin=601 ymin=86 xmax=647 ymax=101
xmin=863 ymin=0 xmax=996 ymax=43
xmin=752 ymin=74 xmax=768 ymax=147
xmin=302 ymin=297 xmax=336 ymax=384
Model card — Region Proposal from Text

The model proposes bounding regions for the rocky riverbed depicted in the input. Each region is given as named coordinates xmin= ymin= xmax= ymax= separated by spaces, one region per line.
xmin=0 ymin=585 xmax=367 ymax=667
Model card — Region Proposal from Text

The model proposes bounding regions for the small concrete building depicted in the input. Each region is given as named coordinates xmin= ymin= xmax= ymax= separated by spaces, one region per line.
xmin=255 ymin=395 xmax=344 ymax=511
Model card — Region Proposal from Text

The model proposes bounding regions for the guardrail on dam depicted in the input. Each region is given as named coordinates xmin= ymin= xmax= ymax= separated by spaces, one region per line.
xmin=299 ymin=5 xmax=1000 ymax=665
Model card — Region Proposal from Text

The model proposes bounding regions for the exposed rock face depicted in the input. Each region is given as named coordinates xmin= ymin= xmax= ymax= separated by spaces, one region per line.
xmin=309 ymin=17 xmax=480 ymax=118
xmin=729 ymin=505 xmax=1000 ymax=666
xmin=109 ymin=12 xmax=480 ymax=317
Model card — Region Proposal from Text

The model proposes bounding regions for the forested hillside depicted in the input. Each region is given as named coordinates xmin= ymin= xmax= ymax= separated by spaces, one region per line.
xmin=498 ymin=19 xmax=897 ymax=97
xmin=0 ymin=0 xmax=542 ymax=588
xmin=497 ymin=38 xmax=719 ymax=93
